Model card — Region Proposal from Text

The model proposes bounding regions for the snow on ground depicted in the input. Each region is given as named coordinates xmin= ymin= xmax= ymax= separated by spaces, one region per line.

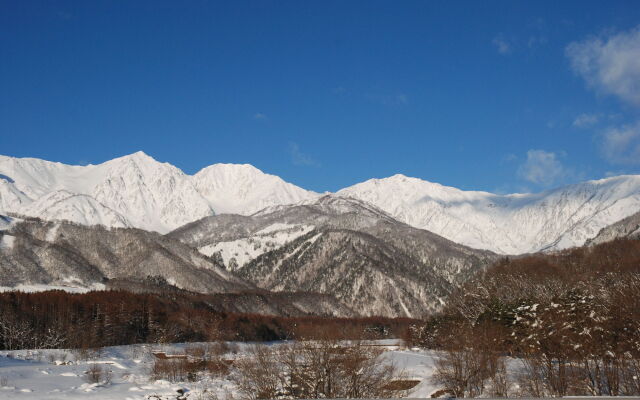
xmin=0 ymin=341 xmax=444 ymax=400
xmin=0 ymin=283 xmax=106 ymax=293
xmin=0 ymin=344 xmax=238 ymax=400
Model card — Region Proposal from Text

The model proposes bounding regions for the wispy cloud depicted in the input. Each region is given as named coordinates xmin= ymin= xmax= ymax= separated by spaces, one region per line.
xmin=502 ymin=153 xmax=518 ymax=163
xmin=527 ymin=35 xmax=548 ymax=49
xmin=572 ymin=113 xmax=600 ymax=128
xmin=288 ymin=142 xmax=320 ymax=167
xmin=566 ymin=26 xmax=640 ymax=167
xmin=331 ymin=86 xmax=347 ymax=95
xmin=605 ymin=170 xmax=626 ymax=178
xmin=566 ymin=26 xmax=640 ymax=106
xmin=492 ymin=35 xmax=512 ymax=55
xmin=57 ymin=11 xmax=72 ymax=20
xmin=365 ymin=93 xmax=408 ymax=106
xmin=253 ymin=113 xmax=267 ymax=120
xmin=526 ymin=18 xmax=548 ymax=49
xmin=601 ymin=121 xmax=640 ymax=165
xmin=517 ymin=149 xmax=571 ymax=187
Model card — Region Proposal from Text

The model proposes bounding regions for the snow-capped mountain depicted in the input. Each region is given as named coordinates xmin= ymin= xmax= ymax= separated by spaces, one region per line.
xmin=338 ymin=174 xmax=640 ymax=254
xmin=193 ymin=163 xmax=318 ymax=215
xmin=0 ymin=152 xmax=319 ymax=233
xmin=2 ymin=152 xmax=640 ymax=254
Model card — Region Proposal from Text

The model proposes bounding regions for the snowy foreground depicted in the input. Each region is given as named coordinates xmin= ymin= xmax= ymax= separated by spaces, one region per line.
xmin=0 ymin=340 xmax=441 ymax=399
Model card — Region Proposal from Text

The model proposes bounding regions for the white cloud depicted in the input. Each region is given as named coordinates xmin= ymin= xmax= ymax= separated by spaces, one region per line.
xmin=572 ymin=113 xmax=600 ymax=128
xmin=566 ymin=26 xmax=640 ymax=106
xmin=605 ymin=170 xmax=626 ymax=178
xmin=492 ymin=35 xmax=512 ymax=55
xmin=517 ymin=150 xmax=569 ymax=187
xmin=253 ymin=113 xmax=267 ymax=120
xmin=288 ymin=142 xmax=320 ymax=167
xmin=601 ymin=121 xmax=640 ymax=165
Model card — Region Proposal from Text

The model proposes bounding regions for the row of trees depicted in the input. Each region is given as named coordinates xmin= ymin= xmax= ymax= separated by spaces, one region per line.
xmin=0 ymin=290 xmax=415 ymax=350
xmin=409 ymin=238 xmax=640 ymax=397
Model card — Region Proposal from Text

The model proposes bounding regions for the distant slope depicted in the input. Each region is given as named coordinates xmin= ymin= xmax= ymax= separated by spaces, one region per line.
xmin=105 ymin=278 xmax=354 ymax=317
xmin=0 ymin=217 xmax=253 ymax=293
xmin=338 ymin=174 xmax=640 ymax=254
xmin=170 ymin=196 xmax=496 ymax=317
xmin=586 ymin=210 xmax=640 ymax=245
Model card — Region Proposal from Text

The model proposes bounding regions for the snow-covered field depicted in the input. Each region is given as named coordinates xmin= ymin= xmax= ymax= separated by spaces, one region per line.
xmin=0 ymin=341 xmax=441 ymax=399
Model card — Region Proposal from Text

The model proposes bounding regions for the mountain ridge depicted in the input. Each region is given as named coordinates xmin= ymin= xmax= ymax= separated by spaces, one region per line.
xmin=170 ymin=195 xmax=496 ymax=317
xmin=2 ymin=152 xmax=640 ymax=254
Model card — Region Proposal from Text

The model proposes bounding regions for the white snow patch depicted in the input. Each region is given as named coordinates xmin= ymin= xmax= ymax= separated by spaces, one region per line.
xmin=199 ymin=224 xmax=314 ymax=268
xmin=0 ymin=283 xmax=105 ymax=293
xmin=0 ymin=234 xmax=15 ymax=249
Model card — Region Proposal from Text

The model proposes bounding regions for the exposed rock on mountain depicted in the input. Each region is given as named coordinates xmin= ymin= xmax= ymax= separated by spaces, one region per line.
xmin=0 ymin=217 xmax=253 ymax=294
xmin=170 ymin=196 xmax=496 ymax=317
xmin=586 ymin=210 xmax=640 ymax=245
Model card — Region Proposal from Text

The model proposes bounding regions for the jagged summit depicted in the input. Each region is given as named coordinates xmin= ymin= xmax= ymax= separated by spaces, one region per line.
xmin=0 ymin=153 xmax=318 ymax=233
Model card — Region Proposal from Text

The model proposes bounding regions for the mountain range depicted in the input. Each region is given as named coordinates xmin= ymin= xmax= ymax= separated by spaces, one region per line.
xmin=1 ymin=152 xmax=640 ymax=317
xmin=2 ymin=152 xmax=640 ymax=254
xmin=0 ymin=152 xmax=317 ymax=234
xmin=0 ymin=216 xmax=353 ymax=317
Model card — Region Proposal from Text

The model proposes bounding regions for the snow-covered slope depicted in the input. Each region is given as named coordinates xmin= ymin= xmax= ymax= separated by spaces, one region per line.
xmin=338 ymin=174 xmax=640 ymax=254
xmin=193 ymin=163 xmax=319 ymax=215
xmin=0 ymin=153 xmax=319 ymax=233
xmin=2 ymin=153 xmax=640 ymax=253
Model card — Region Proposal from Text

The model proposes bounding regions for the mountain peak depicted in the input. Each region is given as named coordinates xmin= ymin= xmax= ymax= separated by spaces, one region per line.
xmin=196 ymin=162 xmax=266 ymax=177
xmin=111 ymin=151 xmax=160 ymax=165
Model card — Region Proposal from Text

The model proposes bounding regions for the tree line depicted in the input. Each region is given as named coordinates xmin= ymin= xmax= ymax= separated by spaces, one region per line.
xmin=408 ymin=238 xmax=640 ymax=397
xmin=0 ymin=289 xmax=415 ymax=350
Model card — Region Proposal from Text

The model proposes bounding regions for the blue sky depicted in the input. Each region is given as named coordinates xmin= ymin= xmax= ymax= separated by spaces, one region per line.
xmin=1 ymin=1 xmax=640 ymax=193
